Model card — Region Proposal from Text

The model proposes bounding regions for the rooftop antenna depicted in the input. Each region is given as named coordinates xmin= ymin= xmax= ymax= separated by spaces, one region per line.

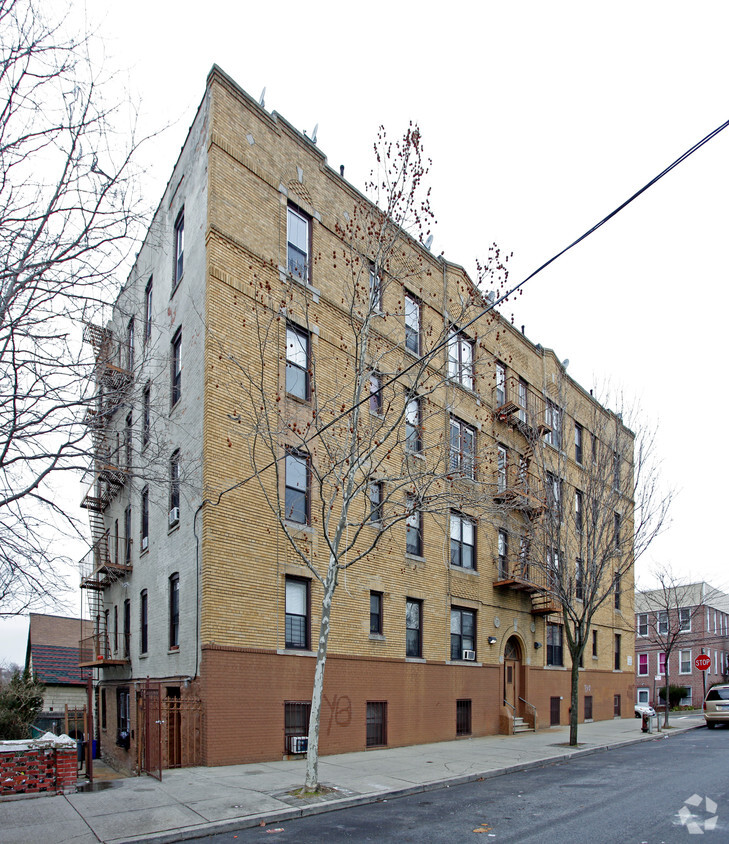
xmin=424 ymin=234 xmax=433 ymax=251
xmin=562 ymin=358 xmax=570 ymax=369
xmin=311 ymin=123 xmax=318 ymax=144
xmin=259 ymin=87 xmax=266 ymax=108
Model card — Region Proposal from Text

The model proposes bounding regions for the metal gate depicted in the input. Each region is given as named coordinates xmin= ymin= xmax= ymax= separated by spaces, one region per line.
xmin=139 ymin=681 xmax=162 ymax=780
xmin=162 ymin=697 xmax=204 ymax=768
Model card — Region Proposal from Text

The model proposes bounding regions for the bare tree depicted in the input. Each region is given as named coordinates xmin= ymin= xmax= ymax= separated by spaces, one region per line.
xmin=217 ymin=125 xmax=506 ymax=791
xmin=636 ymin=571 xmax=707 ymax=727
xmin=0 ymin=0 xmax=147 ymax=615
xmin=509 ymin=387 xmax=671 ymax=746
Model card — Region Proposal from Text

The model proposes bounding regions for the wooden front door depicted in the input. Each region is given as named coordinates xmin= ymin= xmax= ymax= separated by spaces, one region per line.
xmin=504 ymin=636 xmax=522 ymax=711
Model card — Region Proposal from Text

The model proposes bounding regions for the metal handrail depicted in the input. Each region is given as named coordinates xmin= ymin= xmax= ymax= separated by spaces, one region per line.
xmin=519 ymin=696 xmax=537 ymax=730
xmin=503 ymin=697 xmax=516 ymax=733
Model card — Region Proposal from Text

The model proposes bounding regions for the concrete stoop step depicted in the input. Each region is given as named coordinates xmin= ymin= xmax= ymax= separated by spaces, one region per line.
xmin=514 ymin=716 xmax=535 ymax=733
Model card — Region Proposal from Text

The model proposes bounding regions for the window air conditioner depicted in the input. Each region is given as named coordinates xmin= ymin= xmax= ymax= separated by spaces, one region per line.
xmin=289 ymin=735 xmax=308 ymax=754
xmin=169 ymin=507 xmax=179 ymax=526
xmin=141 ymin=536 xmax=148 ymax=551
xmin=462 ymin=649 xmax=476 ymax=661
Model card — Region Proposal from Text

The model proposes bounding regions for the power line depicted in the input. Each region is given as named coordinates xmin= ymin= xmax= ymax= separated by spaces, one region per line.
xmin=204 ymin=115 xmax=729 ymax=508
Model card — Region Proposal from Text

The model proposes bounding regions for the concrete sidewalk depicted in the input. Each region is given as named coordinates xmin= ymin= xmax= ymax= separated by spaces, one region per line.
xmin=1 ymin=714 xmax=704 ymax=844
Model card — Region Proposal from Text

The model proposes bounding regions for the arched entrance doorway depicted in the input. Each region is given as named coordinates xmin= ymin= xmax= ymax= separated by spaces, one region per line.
xmin=504 ymin=636 xmax=522 ymax=712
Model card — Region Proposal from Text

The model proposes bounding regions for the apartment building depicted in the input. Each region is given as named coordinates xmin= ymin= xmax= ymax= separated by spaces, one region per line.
xmin=78 ymin=66 xmax=636 ymax=772
xmin=635 ymin=583 xmax=729 ymax=709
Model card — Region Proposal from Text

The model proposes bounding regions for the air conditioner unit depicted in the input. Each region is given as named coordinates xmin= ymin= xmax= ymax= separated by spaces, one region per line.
xmin=168 ymin=507 xmax=179 ymax=526
xmin=141 ymin=536 xmax=148 ymax=551
xmin=288 ymin=735 xmax=308 ymax=754
xmin=462 ymin=649 xmax=476 ymax=661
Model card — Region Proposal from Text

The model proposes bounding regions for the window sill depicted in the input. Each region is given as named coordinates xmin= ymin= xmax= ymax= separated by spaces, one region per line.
xmin=139 ymin=652 xmax=148 ymax=659
xmin=278 ymin=266 xmax=321 ymax=303
xmin=169 ymin=646 xmax=180 ymax=654
xmin=544 ymin=664 xmax=567 ymax=670
xmin=404 ymin=449 xmax=425 ymax=460
xmin=405 ymin=657 xmax=426 ymax=664
xmin=277 ymin=648 xmax=316 ymax=657
xmin=369 ymin=633 xmax=385 ymax=642
xmin=283 ymin=520 xmax=314 ymax=536
xmin=449 ymin=565 xmax=478 ymax=575
xmin=140 ymin=547 xmax=149 ymax=558
xmin=286 ymin=391 xmax=311 ymax=406
xmin=168 ymin=522 xmax=180 ymax=535
xmin=170 ymin=277 xmax=183 ymax=299
xmin=404 ymin=552 xmax=425 ymax=564
xmin=446 ymin=659 xmax=482 ymax=667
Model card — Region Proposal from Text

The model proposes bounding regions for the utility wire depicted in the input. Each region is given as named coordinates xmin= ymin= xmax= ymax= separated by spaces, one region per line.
xmin=204 ymin=115 xmax=729 ymax=508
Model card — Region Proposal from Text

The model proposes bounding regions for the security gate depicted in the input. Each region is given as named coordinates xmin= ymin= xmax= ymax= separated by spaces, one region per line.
xmin=139 ymin=680 xmax=162 ymax=780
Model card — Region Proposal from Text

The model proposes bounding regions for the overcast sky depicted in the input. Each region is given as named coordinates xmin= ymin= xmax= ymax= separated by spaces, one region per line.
xmin=3 ymin=1 xmax=727 ymax=665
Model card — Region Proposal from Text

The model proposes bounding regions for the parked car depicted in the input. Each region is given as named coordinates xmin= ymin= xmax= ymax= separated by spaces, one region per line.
xmin=703 ymin=684 xmax=729 ymax=728
xmin=634 ymin=703 xmax=656 ymax=719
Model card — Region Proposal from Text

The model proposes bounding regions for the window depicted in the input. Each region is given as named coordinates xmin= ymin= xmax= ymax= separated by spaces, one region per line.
xmin=679 ymin=649 xmax=692 ymax=674
xmin=456 ymin=700 xmax=472 ymax=736
xmin=125 ymin=411 xmax=133 ymax=472
xmin=450 ymin=607 xmax=476 ymax=661
xmin=592 ymin=629 xmax=598 ymax=658
xmin=406 ymin=599 xmax=422 ymax=658
xmin=613 ymin=449 xmax=620 ymax=490
xmin=286 ymin=324 xmax=309 ymax=400
xmin=680 ymin=687 xmax=693 ymax=707
xmin=658 ymin=651 xmax=666 ymax=675
xmin=113 ymin=605 xmax=118 ymax=654
xmin=447 ymin=331 xmax=474 ymax=389
xmin=126 ymin=318 xmax=135 ymax=372
xmin=117 ymin=687 xmax=130 ymax=734
xmin=366 ymin=701 xmax=387 ymax=747
xmin=574 ymin=490 xmax=583 ymax=533
xmin=550 ymin=696 xmax=561 ymax=726
xmin=574 ymin=423 xmax=583 ymax=464
xmin=140 ymin=590 xmax=148 ymax=654
xmin=613 ymin=695 xmax=621 ymax=717
xmin=614 ymin=634 xmax=621 ymax=671
xmin=679 ymin=607 xmax=691 ymax=632
xmin=546 ymin=473 xmax=561 ymax=520
xmin=169 ymin=573 xmax=179 ymax=649
xmin=404 ymin=294 xmax=420 ymax=353
xmin=614 ymin=512 xmax=621 ymax=549
xmin=592 ymin=433 xmax=598 ymax=465
xmin=141 ymin=487 xmax=149 ymax=551
xmin=450 ymin=512 xmax=475 ymax=569
xmin=284 ymin=702 xmax=311 ymax=752
xmin=368 ymin=481 xmax=383 ymax=524
xmin=637 ymin=613 xmax=648 ymax=637
xmin=174 ymin=210 xmax=185 ymax=284
xmin=547 ymin=547 xmax=560 ymax=589
xmin=101 ymin=688 xmax=107 ymax=730
xmin=638 ymin=653 xmax=648 ymax=676
xmin=658 ymin=611 xmax=668 ymax=635
xmin=171 ymin=328 xmax=182 ymax=406
xmin=287 ymin=206 xmax=310 ymax=281
xmin=449 ymin=417 xmax=476 ymax=479
xmin=142 ymin=383 xmax=151 ymax=448
xmin=123 ymin=505 xmax=132 ymax=565
xmin=123 ymin=598 xmax=130 ymax=658
xmin=369 ymin=267 xmax=382 ymax=312
xmin=285 ymin=577 xmax=309 ymax=649
xmin=584 ymin=695 xmax=593 ymax=720
xmin=369 ymin=372 xmax=383 ymax=414
xmin=545 ymin=401 xmax=561 ymax=448
xmin=495 ymin=361 xmax=506 ymax=407
xmin=496 ymin=444 xmax=507 ymax=491
xmin=285 ymin=450 xmax=309 ymax=524
xmin=405 ymin=395 xmax=421 ymax=452
xmin=497 ymin=529 xmax=508 ymax=578
xmin=370 ymin=592 xmax=383 ymax=635
xmin=575 ymin=558 xmax=584 ymax=601
xmin=144 ymin=276 xmax=153 ymax=343
xmin=637 ymin=688 xmax=649 ymax=705
xmin=546 ymin=623 xmax=563 ymax=666
xmin=406 ymin=496 xmax=422 ymax=556
xmin=517 ymin=378 xmax=528 ymax=422
xmin=614 ymin=572 xmax=621 ymax=610
xmin=169 ymin=450 xmax=180 ymax=526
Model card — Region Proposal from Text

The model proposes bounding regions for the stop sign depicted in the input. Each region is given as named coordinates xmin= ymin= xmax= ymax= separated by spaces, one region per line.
xmin=695 ymin=654 xmax=711 ymax=671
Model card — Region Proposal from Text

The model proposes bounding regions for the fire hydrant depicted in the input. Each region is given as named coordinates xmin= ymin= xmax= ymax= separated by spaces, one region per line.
xmin=641 ymin=712 xmax=650 ymax=733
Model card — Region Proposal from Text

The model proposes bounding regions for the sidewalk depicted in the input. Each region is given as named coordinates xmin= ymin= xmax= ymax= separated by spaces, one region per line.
xmin=1 ymin=714 xmax=704 ymax=844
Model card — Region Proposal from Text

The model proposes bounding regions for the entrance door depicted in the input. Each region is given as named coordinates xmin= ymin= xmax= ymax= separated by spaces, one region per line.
xmin=504 ymin=636 xmax=522 ymax=711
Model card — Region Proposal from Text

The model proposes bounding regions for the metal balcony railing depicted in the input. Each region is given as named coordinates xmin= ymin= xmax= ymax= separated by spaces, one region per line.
xmin=493 ymin=377 xmax=551 ymax=438
xmin=79 ymin=632 xmax=131 ymax=667
xmin=79 ymin=530 xmax=133 ymax=589
xmin=493 ymin=463 xmax=546 ymax=515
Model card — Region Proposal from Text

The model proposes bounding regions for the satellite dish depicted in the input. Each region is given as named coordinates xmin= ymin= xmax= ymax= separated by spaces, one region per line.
xmin=259 ymin=87 xmax=266 ymax=108
xmin=562 ymin=359 xmax=570 ymax=369
xmin=311 ymin=123 xmax=318 ymax=144
xmin=424 ymin=234 xmax=433 ymax=250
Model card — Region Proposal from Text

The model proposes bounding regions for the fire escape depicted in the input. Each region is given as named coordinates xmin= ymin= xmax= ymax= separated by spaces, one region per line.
xmin=79 ymin=323 xmax=133 ymax=667
xmin=492 ymin=376 xmax=560 ymax=616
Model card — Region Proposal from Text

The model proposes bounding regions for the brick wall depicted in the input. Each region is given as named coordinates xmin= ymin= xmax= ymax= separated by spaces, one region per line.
xmin=0 ymin=737 xmax=77 ymax=796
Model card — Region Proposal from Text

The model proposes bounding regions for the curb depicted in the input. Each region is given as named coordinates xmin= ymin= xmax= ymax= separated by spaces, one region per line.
xmin=110 ymin=723 xmax=703 ymax=844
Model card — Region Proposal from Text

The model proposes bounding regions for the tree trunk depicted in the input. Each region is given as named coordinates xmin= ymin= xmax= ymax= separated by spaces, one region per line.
xmin=304 ymin=562 xmax=338 ymax=791
xmin=663 ymin=664 xmax=670 ymax=728
xmin=569 ymin=653 xmax=580 ymax=746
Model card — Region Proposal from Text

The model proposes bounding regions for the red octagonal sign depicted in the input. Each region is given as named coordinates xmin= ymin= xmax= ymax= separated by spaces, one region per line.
xmin=695 ymin=654 xmax=711 ymax=671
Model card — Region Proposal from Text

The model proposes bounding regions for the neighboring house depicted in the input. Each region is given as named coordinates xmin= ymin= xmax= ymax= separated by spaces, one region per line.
xmin=25 ymin=613 xmax=92 ymax=737
xmin=78 ymin=66 xmax=636 ymax=773
xmin=634 ymin=583 xmax=729 ymax=709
